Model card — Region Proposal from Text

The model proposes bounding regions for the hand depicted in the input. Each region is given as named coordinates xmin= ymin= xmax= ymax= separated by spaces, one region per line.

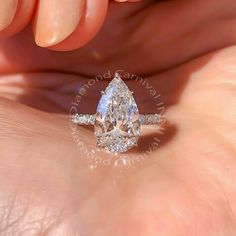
xmin=0 ymin=0 xmax=139 ymax=50
xmin=0 ymin=0 xmax=235 ymax=235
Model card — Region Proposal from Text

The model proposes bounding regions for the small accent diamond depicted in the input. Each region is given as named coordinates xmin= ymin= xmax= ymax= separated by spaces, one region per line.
xmin=72 ymin=114 xmax=95 ymax=125
xmin=139 ymin=114 xmax=162 ymax=125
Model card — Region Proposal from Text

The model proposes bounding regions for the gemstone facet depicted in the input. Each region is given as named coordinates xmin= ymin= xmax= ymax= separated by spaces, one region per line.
xmin=94 ymin=74 xmax=140 ymax=153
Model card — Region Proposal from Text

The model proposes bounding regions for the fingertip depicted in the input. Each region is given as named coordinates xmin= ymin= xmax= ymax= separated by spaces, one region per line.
xmin=0 ymin=0 xmax=37 ymax=38
xmin=0 ymin=0 xmax=18 ymax=32
xmin=35 ymin=0 xmax=109 ymax=51
xmin=34 ymin=0 xmax=85 ymax=48
xmin=34 ymin=0 xmax=142 ymax=51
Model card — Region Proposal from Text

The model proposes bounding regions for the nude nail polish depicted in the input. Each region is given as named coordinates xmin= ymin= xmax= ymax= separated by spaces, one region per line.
xmin=35 ymin=0 xmax=84 ymax=47
xmin=0 ymin=0 xmax=18 ymax=31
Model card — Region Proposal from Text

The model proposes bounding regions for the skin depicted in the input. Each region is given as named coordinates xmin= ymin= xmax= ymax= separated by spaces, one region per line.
xmin=0 ymin=0 xmax=235 ymax=235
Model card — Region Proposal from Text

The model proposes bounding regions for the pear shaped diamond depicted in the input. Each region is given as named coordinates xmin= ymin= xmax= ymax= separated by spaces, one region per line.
xmin=94 ymin=74 xmax=140 ymax=153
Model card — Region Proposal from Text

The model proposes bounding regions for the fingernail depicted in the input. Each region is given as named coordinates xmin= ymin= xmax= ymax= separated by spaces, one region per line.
xmin=0 ymin=0 xmax=18 ymax=31
xmin=35 ymin=0 xmax=84 ymax=47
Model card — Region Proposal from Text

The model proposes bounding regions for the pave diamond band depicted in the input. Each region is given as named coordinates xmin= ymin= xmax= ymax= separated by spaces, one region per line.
xmin=139 ymin=114 xmax=163 ymax=125
xmin=72 ymin=114 xmax=162 ymax=126
xmin=72 ymin=114 xmax=96 ymax=125
xmin=71 ymin=73 xmax=164 ymax=153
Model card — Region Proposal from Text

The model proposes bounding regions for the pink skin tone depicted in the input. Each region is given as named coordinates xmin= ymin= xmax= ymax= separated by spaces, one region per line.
xmin=0 ymin=0 xmax=235 ymax=235
xmin=0 ymin=0 xmax=140 ymax=51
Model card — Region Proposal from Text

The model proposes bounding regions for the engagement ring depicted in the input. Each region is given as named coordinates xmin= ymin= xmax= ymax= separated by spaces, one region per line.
xmin=71 ymin=74 xmax=163 ymax=153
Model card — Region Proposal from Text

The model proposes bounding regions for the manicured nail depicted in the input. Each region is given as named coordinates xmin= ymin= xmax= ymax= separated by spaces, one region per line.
xmin=0 ymin=0 xmax=18 ymax=31
xmin=35 ymin=0 xmax=84 ymax=47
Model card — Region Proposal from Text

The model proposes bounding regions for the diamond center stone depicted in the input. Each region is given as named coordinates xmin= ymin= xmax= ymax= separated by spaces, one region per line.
xmin=94 ymin=74 xmax=140 ymax=153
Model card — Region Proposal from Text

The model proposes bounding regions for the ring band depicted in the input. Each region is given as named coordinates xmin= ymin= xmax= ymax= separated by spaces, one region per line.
xmin=71 ymin=113 xmax=162 ymax=125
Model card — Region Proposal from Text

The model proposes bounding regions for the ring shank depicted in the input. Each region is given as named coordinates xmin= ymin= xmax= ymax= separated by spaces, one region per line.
xmin=139 ymin=114 xmax=163 ymax=125
xmin=71 ymin=114 xmax=163 ymax=125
